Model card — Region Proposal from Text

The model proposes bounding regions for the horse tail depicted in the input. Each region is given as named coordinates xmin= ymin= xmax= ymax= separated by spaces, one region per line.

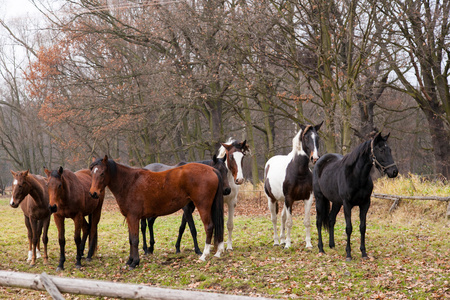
xmin=212 ymin=169 xmax=224 ymax=247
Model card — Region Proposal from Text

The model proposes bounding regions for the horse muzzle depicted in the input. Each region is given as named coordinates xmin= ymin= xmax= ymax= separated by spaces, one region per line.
xmin=386 ymin=166 xmax=399 ymax=178
xmin=235 ymin=178 xmax=244 ymax=185
xmin=49 ymin=204 xmax=58 ymax=213
xmin=9 ymin=201 xmax=19 ymax=209
xmin=310 ymin=155 xmax=320 ymax=164
xmin=89 ymin=191 xmax=100 ymax=199
xmin=223 ymin=187 xmax=231 ymax=195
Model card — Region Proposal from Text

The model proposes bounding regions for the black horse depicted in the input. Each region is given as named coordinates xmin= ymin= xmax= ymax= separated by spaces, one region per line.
xmin=313 ymin=132 xmax=398 ymax=261
xmin=141 ymin=154 xmax=230 ymax=255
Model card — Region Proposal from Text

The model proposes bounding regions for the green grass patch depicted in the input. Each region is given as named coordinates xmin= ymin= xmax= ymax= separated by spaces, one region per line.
xmin=0 ymin=176 xmax=449 ymax=299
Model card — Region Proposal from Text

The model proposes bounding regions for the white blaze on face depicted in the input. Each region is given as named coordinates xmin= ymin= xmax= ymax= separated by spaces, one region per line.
xmin=233 ymin=152 xmax=244 ymax=184
xmin=10 ymin=179 xmax=18 ymax=206
xmin=93 ymin=167 xmax=98 ymax=174
xmin=311 ymin=132 xmax=319 ymax=160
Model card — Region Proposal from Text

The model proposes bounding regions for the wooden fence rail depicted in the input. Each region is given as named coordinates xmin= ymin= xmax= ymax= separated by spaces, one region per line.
xmin=371 ymin=193 xmax=450 ymax=217
xmin=0 ymin=271 xmax=271 ymax=300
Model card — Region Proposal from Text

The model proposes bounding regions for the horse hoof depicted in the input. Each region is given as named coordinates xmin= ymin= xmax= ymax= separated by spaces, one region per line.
xmin=56 ymin=267 xmax=64 ymax=272
xmin=195 ymin=251 xmax=203 ymax=255
xmin=75 ymin=264 xmax=82 ymax=269
xmin=318 ymin=252 xmax=325 ymax=257
xmin=345 ymin=257 xmax=352 ymax=262
xmin=362 ymin=256 xmax=369 ymax=260
xmin=86 ymin=258 xmax=92 ymax=262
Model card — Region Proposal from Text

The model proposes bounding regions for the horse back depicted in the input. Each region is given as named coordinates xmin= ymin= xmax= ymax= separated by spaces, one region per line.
xmin=135 ymin=163 xmax=219 ymax=218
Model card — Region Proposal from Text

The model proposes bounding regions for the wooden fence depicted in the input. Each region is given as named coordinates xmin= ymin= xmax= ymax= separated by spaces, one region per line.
xmin=0 ymin=271 xmax=271 ymax=300
xmin=236 ymin=190 xmax=450 ymax=218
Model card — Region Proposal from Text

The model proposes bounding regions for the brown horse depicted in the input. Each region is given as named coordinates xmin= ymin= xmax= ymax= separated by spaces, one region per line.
xmin=44 ymin=167 xmax=104 ymax=271
xmin=10 ymin=170 xmax=51 ymax=266
xmin=89 ymin=155 xmax=224 ymax=269
xmin=142 ymin=154 xmax=231 ymax=255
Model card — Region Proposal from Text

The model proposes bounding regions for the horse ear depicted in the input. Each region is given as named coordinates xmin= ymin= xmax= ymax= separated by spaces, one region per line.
xmin=383 ymin=132 xmax=390 ymax=141
xmin=221 ymin=143 xmax=232 ymax=150
xmin=103 ymin=155 xmax=108 ymax=164
xmin=373 ymin=132 xmax=383 ymax=143
xmin=44 ymin=168 xmax=51 ymax=177
xmin=315 ymin=121 xmax=324 ymax=131
xmin=92 ymin=157 xmax=97 ymax=163
xmin=10 ymin=170 xmax=16 ymax=177
xmin=24 ymin=170 xmax=29 ymax=177
xmin=58 ymin=166 xmax=64 ymax=175
xmin=213 ymin=154 xmax=218 ymax=163
xmin=299 ymin=124 xmax=306 ymax=130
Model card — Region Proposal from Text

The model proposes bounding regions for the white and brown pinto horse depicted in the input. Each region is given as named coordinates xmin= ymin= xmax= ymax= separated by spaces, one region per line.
xmin=264 ymin=122 xmax=322 ymax=249
xmin=217 ymin=139 xmax=250 ymax=250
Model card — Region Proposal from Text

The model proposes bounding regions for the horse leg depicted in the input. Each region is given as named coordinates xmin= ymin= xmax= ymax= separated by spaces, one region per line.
xmin=24 ymin=216 xmax=33 ymax=264
xmin=180 ymin=202 xmax=201 ymax=255
xmin=226 ymin=197 xmax=236 ymax=250
xmin=42 ymin=216 xmax=51 ymax=264
xmin=54 ymin=215 xmax=66 ymax=271
xmin=359 ymin=201 xmax=370 ymax=259
xmin=268 ymin=198 xmax=279 ymax=246
xmin=74 ymin=215 xmax=84 ymax=268
xmin=329 ymin=202 xmax=342 ymax=249
xmin=284 ymin=200 xmax=293 ymax=249
xmin=126 ymin=217 xmax=140 ymax=269
xmin=80 ymin=217 xmax=90 ymax=259
xmin=303 ymin=194 xmax=314 ymax=249
xmin=148 ymin=218 xmax=156 ymax=255
xmin=141 ymin=218 xmax=148 ymax=254
xmin=87 ymin=205 xmax=102 ymax=260
xmin=31 ymin=218 xmax=44 ymax=266
xmin=343 ymin=203 xmax=353 ymax=261
xmin=280 ymin=204 xmax=287 ymax=245
xmin=175 ymin=213 xmax=188 ymax=254
xmin=198 ymin=208 xmax=214 ymax=261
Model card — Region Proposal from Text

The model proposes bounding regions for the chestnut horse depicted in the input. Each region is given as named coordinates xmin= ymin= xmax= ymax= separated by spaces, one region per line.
xmin=44 ymin=167 xmax=104 ymax=271
xmin=89 ymin=155 xmax=224 ymax=269
xmin=142 ymin=154 xmax=231 ymax=255
xmin=10 ymin=170 xmax=51 ymax=266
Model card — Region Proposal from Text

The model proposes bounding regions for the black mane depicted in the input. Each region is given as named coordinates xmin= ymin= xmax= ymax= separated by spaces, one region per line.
xmin=90 ymin=158 xmax=117 ymax=177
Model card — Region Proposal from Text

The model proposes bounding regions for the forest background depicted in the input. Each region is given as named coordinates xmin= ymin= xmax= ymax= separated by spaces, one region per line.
xmin=0 ymin=0 xmax=449 ymax=189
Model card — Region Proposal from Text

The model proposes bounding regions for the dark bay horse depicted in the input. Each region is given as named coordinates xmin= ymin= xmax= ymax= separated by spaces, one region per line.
xmin=217 ymin=139 xmax=250 ymax=250
xmin=142 ymin=154 xmax=231 ymax=255
xmin=10 ymin=170 xmax=51 ymax=266
xmin=44 ymin=167 xmax=104 ymax=270
xmin=264 ymin=122 xmax=322 ymax=248
xmin=89 ymin=155 xmax=224 ymax=269
xmin=313 ymin=132 xmax=398 ymax=261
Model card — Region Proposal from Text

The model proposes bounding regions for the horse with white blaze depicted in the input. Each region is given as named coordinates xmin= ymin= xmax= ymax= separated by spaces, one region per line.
xmin=264 ymin=122 xmax=323 ymax=248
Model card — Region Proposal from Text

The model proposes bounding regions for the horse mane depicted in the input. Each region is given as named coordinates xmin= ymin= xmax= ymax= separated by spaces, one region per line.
xmin=50 ymin=170 xmax=62 ymax=179
xmin=291 ymin=126 xmax=311 ymax=156
xmin=217 ymin=138 xmax=235 ymax=158
xmin=89 ymin=158 xmax=118 ymax=178
xmin=340 ymin=140 xmax=372 ymax=166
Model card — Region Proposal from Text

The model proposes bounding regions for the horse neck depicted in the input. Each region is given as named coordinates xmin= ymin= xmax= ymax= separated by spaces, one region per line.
xmin=347 ymin=141 xmax=373 ymax=179
xmin=27 ymin=175 xmax=48 ymax=206
xmin=289 ymin=151 xmax=310 ymax=175
xmin=106 ymin=163 xmax=133 ymax=198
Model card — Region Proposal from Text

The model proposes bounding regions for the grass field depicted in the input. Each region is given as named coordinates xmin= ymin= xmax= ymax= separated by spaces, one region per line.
xmin=0 ymin=175 xmax=449 ymax=299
